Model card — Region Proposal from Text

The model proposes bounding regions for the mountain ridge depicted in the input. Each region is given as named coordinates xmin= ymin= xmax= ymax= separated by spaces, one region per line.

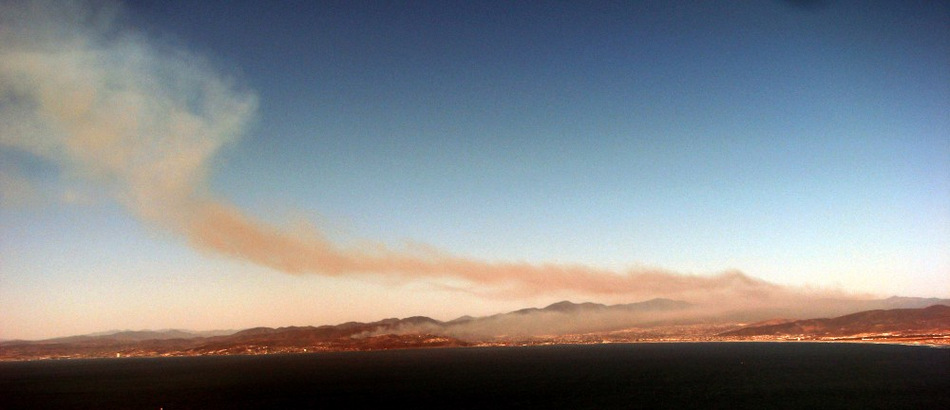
xmin=720 ymin=304 xmax=950 ymax=337
xmin=3 ymin=296 xmax=949 ymax=360
xmin=7 ymin=296 xmax=950 ymax=344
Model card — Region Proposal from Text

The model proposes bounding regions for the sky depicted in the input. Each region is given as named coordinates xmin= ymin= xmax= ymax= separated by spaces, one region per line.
xmin=1 ymin=0 xmax=948 ymax=340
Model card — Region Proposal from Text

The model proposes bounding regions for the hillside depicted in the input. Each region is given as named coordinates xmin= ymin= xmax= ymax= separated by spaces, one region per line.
xmin=3 ymin=298 xmax=949 ymax=360
xmin=719 ymin=305 xmax=950 ymax=339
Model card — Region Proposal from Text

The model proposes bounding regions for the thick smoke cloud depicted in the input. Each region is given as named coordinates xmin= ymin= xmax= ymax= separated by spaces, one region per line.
xmin=0 ymin=0 xmax=841 ymax=304
xmin=0 ymin=0 xmax=254 ymax=221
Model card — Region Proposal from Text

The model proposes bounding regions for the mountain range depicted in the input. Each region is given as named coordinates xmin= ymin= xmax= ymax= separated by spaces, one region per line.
xmin=720 ymin=304 xmax=950 ymax=338
xmin=2 ymin=296 xmax=948 ymax=360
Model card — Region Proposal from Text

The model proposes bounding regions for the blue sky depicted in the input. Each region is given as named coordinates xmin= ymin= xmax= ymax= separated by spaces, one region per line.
xmin=1 ymin=0 xmax=948 ymax=339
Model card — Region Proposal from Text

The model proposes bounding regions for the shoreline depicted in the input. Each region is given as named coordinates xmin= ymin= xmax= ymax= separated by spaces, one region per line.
xmin=4 ymin=336 xmax=948 ymax=362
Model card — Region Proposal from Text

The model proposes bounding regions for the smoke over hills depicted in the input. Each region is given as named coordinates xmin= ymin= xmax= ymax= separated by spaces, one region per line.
xmin=0 ymin=0 xmax=864 ymax=311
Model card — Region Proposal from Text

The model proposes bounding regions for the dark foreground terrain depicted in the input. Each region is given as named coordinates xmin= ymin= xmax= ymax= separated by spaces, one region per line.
xmin=1 ymin=343 xmax=947 ymax=409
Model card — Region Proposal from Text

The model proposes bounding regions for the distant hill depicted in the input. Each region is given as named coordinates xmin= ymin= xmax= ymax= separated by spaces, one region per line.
xmin=0 ymin=317 xmax=467 ymax=360
xmin=508 ymin=298 xmax=692 ymax=316
xmin=24 ymin=329 xmax=238 ymax=345
xmin=0 ymin=298 xmax=695 ymax=360
xmin=3 ymin=297 xmax=949 ymax=360
xmin=214 ymin=316 xmax=445 ymax=347
xmin=719 ymin=305 xmax=950 ymax=338
xmin=819 ymin=296 xmax=950 ymax=316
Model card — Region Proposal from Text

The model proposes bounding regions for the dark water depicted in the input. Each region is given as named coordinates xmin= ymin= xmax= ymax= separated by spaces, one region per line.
xmin=1 ymin=343 xmax=948 ymax=409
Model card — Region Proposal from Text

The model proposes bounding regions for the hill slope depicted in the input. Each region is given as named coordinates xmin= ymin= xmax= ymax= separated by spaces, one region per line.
xmin=720 ymin=305 xmax=950 ymax=337
xmin=3 ymin=298 xmax=949 ymax=360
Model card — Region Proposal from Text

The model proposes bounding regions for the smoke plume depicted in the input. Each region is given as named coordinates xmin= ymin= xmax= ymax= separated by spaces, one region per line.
xmin=0 ymin=0 xmax=838 ymax=303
